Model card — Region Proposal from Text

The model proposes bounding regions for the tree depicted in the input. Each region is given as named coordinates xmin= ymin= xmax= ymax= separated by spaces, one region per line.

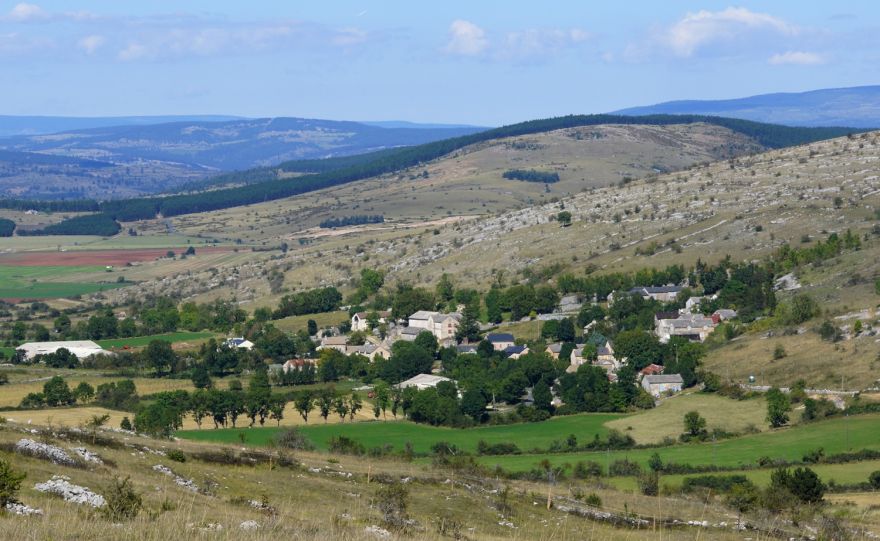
xmin=436 ymin=273 xmax=455 ymax=303
xmin=43 ymin=375 xmax=74 ymax=406
xmin=120 ymin=416 xmax=132 ymax=431
xmin=683 ymin=410 xmax=707 ymax=437
xmin=460 ymin=389 xmax=488 ymax=422
xmin=73 ymin=381 xmax=95 ymax=403
xmin=85 ymin=413 xmax=110 ymax=443
xmin=557 ymin=211 xmax=572 ymax=226
xmin=307 ymin=319 xmax=318 ymax=336
xmin=374 ymin=382 xmax=391 ymax=420
xmin=766 ymin=387 xmax=791 ymax=428
xmin=134 ymin=403 xmax=183 ymax=438
xmin=318 ymin=389 xmax=334 ymax=423
xmin=869 ymin=470 xmax=880 ymax=490
xmin=455 ymin=299 xmax=481 ymax=343
xmin=269 ymin=397 xmax=287 ymax=426
xmin=789 ymin=467 xmax=825 ymax=503
xmin=333 ymin=396 xmax=349 ymax=422
xmin=532 ymin=380 xmax=553 ymax=412
xmin=190 ymin=389 xmax=210 ymax=429
xmin=144 ymin=340 xmax=176 ymax=376
xmin=557 ymin=318 xmax=576 ymax=342
xmin=0 ymin=458 xmax=26 ymax=507
xmin=413 ymin=331 xmax=438 ymax=357
xmin=348 ymin=393 xmax=363 ymax=421
xmin=190 ymin=364 xmax=212 ymax=389
xmin=485 ymin=288 xmax=503 ymax=324
xmin=294 ymin=393 xmax=313 ymax=423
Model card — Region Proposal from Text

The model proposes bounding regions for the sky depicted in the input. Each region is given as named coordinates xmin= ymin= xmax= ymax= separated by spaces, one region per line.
xmin=1 ymin=1 xmax=878 ymax=125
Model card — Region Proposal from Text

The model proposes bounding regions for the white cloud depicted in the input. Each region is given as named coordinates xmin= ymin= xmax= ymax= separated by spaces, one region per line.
xmin=77 ymin=34 xmax=105 ymax=55
xmin=663 ymin=7 xmax=797 ymax=57
xmin=502 ymin=28 xmax=591 ymax=59
xmin=5 ymin=3 xmax=47 ymax=22
xmin=768 ymin=50 xmax=825 ymax=65
xmin=444 ymin=19 xmax=488 ymax=56
xmin=117 ymin=42 xmax=147 ymax=61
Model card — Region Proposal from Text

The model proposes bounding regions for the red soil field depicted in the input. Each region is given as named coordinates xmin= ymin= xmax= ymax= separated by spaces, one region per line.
xmin=0 ymin=246 xmax=235 ymax=267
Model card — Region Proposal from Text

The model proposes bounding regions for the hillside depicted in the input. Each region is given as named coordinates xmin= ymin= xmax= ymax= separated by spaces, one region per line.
xmin=616 ymin=85 xmax=880 ymax=128
xmin=0 ymin=118 xmax=485 ymax=199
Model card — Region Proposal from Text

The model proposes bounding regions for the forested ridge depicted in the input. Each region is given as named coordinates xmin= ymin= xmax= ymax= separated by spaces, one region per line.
xmin=0 ymin=114 xmax=859 ymax=231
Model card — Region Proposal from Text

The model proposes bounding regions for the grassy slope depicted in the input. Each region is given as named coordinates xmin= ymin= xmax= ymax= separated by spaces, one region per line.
xmin=475 ymin=414 xmax=880 ymax=473
xmin=178 ymin=413 xmax=623 ymax=454
xmin=96 ymin=331 xmax=216 ymax=350
xmin=604 ymin=392 xmax=770 ymax=444
xmin=0 ymin=265 xmax=128 ymax=299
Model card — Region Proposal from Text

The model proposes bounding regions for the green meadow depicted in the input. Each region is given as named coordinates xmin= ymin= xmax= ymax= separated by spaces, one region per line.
xmin=178 ymin=412 xmax=624 ymax=454
xmin=0 ymin=265 xmax=126 ymax=299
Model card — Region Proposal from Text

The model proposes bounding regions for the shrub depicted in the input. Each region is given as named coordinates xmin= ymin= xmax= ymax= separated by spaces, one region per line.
xmin=682 ymin=475 xmax=755 ymax=493
xmin=584 ymin=493 xmax=602 ymax=507
xmin=274 ymin=427 xmax=315 ymax=451
xmin=869 ymin=470 xmax=880 ymax=490
xmin=639 ymin=471 xmax=659 ymax=496
xmin=376 ymin=483 xmax=409 ymax=528
xmin=609 ymin=459 xmax=642 ymax=476
xmin=167 ymin=449 xmax=187 ymax=463
xmin=0 ymin=458 xmax=26 ymax=506
xmin=573 ymin=461 xmax=603 ymax=479
xmin=476 ymin=440 xmax=521 ymax=456
xmin=101 ymin=477 xmax=142 ymax=521
xmin=328 ymin=435 xmax=365 ymax=456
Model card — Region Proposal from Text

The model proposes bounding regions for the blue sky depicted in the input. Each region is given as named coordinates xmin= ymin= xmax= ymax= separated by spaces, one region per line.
xmin=1 ymin=1 xmax=878 ymax=125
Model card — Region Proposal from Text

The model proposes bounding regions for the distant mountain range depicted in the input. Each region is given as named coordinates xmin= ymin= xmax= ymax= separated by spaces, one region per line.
xmin=0 ymin=115 xmax=245 ymax=137
xmin=0 ymin=117 xmax=487 ymax=172
xmin=614 ymin=85 xmax=880 ymax=128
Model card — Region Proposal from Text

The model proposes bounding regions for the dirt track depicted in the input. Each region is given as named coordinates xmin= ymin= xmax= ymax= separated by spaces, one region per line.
xmin=0 ymin=246 xmax=235 ymax=266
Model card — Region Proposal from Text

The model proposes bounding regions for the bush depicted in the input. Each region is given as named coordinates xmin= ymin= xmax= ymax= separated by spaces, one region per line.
xmin=869 ymin=470 xmax=880 ymax=490
xmin=682 ymin=475 xmax=755 ymax=493
xmin=274 ymin=427 xmax=315 ymax=451
xmin=573 ymin=460 xmax=604 ymax=479
xmin=639 ymin=471 xmax=659 ymax=496
xmin=584 ymin=493 xmax=602 ymax=507
xmin=476 ymin=440 xmax=521 ymax=456
xmin=0 ymin=458 xmax=26 ymax=506
xmin=167 ymin=449 xmax=187 ymax=463
xmin=101 ymin=477 xmax=142 ymax=521
xmin=609 ymin=459 xmax=642 ymax=477
xmin=328 ymin=435 xmax=365 ymax=456
xmin=376 ymin=483 xmax=409 ymax=528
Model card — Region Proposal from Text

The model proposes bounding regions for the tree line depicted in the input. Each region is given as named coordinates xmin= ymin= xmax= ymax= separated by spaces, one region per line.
xmin=0 ymin=114 xmax=856 ymax=227
xmin=502 ymin=169 xmax=560 ymax=183
xmin=319 ymin=215 xmax=384 ymax=229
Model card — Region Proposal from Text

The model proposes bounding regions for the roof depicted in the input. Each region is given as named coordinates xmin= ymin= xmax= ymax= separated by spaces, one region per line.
xmin=643 ymin=374 xmax=684 ymax=385
xmin=408 ymin=310 xmax=438 ymax=320
xmin=630 ymin=285 xmax=683 ymax=295
xmin=396 ymin=373 xmax=453 ymax=389
xmin=456 ymin=344 xmax=478 ymax=353
xmin=655 ymin=311 xmax=680 ymax=321
xmin=640 ymin=364 xmax=664 ymax=375
xmin=321 ymin=336 xmax=348 ymax=346
xmin=503 ymin=345 xmax=527 ymax=355
xmin=546 ymin=343 xmax=563 ymax=353
xmin=17 ymin=340 xmax=105 ymax=359
xmin=487 ymin=333 xmax=515 ymax=343
xmin=400 ymin=326 xmax=422 ymax=335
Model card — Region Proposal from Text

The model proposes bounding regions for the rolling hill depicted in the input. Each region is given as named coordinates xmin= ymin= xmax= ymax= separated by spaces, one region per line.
xmin=615 ymin=85 xmax=880 ymax=128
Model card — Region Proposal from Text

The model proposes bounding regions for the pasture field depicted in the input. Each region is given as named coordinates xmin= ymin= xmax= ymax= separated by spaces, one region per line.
xmin=272 ymin=311 xmax=350 ymax=333
xmin=96 ymin=331 xmax=216 ymax=350
xmin=603 ymin=392 xmax=770 ymax=444
xmin=0 ymin=374 xmax=196 ymax=408
xmin=0 ymin=264 xmax=127 ymax=300
xmin=475 ymin=414 xmax=880 ymax=473
xmin=178 ymin=412 xmax=623 ymax=453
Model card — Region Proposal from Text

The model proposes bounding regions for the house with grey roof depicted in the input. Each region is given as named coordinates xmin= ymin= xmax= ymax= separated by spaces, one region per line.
xmin=641 ymin=374 xmax=684 ymax=397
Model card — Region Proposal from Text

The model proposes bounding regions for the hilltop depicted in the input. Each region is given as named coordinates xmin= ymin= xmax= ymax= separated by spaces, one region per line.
xmin=0 ymin=117 xmax=484 ymax=199
xmin=615 ymin=85 xmax=880 ymax=128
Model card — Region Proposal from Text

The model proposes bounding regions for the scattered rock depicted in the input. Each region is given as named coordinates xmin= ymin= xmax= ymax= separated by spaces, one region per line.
xmin=152 ymin=464 xmax=199 ymax=492
xmin=34 ymin=475 xmax=105 ymax=507
xmin=71 ymin=447 xmax=103 ymax=465
xmin=5 ymin=502 xmax=43 ymax=516
xmin=364 ymin=525 xmax=392 ymax=539
xmin=239 ymin=520 xmax=259 ymax=531
xmin=15 ymin=439 xmax=77 ymax=466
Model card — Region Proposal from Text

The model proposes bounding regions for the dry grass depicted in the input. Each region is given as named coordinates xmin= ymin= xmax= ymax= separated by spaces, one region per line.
xmin=604 ymin=392 xmax=769 ymax=444
xmin=0 ymin=376 xmax=195 ymax=408
xmin=0 ymin=421 xmax=760 ymax=540
xmin=705 ymin=330 xmax=880 ymax=390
